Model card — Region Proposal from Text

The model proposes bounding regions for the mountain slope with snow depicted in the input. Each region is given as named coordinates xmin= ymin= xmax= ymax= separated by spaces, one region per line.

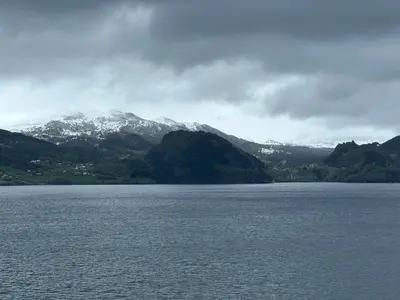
xmin=16 ymin=111 xmax=176 ymax=144
xmin=14 ymin=111 xmax=241 ymax=144
xmin=11 ymin=111 xmax=333 ymax=166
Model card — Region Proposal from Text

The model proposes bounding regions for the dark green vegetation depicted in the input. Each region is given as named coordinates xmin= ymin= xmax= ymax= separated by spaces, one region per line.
xmin=4 ymin=126 xmax=400 ymax=185
xmin=0 ymin=129 xmax=271 ymax=185
xmin=272 ymin=137 xmax=400 ymax=183
xmin=177 ymin=124 xmax=332 ymax=167
xmin=322 ymin=138 xmax=400 ymax=183
xmin=0 ymin=129 xmax=152 ymax=185
xmin=20 ymin=111 xmax=333 ymax=168
xmin=145 ymin=131 xmax=272 ymax=184
xmin=250 ymin=133 xmax=400 ymax=183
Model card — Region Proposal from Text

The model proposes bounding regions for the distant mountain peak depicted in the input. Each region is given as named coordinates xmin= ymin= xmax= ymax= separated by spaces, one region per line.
xmin=109 ymin=110 xmax=142 ymax=120
xmin=63 ymin=112 xmax=86 ymax=121
xmin=265 ymin=140 xmax=284 ymax=146
xmin=11 ymin=111 xmax=210 ymax=144
xmin=155 ymin=116 xmax=181 ymax=127
xmin=8 ymin=110 xmax=333 ymax=166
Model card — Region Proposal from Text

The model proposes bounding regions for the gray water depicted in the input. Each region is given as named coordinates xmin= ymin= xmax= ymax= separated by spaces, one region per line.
xmin=1 ymin=184 xmax=400 ymax=299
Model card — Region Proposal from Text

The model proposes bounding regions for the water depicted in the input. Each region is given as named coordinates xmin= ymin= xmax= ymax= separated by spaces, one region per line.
xmin=1 ymin=183 xmax=400 ymax=299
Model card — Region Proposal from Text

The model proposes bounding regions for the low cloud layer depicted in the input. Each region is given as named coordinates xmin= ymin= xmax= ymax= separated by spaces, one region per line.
xmin=1 ymin=0 xmax=400 ymax=144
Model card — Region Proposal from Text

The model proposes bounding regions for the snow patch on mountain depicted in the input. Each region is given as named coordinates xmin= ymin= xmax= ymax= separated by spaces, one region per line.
xmin=259 ymin=148 xmax=279 ymax=155
xmin=183 ymin=122 xmax=204 ymax=131
xmin=11 ymin=111 xmax=224 ymax=145
xmin=155 ymin=117 xmax=181 ymax=127
xmin=264 ymin=140 xmax=284 ymax=146
xmin=154 ymin=117 xmax=208 ymax=132
xmin=9 ymin=110 xmax=336 ymax=150
xmin=258 ymin=147 xmax=291 ymax=155
xmin=286 ymin=141 xmax=338 ymax=149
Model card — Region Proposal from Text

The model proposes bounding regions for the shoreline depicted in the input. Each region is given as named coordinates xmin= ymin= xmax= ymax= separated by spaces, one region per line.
xmin=2 ymin=181 xmax=398 ymax=187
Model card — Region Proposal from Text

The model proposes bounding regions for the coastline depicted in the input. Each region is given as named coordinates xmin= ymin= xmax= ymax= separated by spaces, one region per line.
xmin=2 ymin=181 xmax=398 ymax=187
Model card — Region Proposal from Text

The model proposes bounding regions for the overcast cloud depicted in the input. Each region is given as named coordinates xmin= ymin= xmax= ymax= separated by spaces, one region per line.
xmin=1 ymin=0 xmax=400 ymax=145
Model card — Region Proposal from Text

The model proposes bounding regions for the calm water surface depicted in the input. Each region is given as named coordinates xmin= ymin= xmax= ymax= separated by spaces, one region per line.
xmin=1 ymin=183 xmax=400 ymax=299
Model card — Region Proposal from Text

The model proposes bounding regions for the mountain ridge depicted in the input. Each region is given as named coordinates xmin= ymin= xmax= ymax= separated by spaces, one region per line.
xmin=320 ymin=139 xmax=400 ymax=182
xmin=9 ymin=110 xmax=333 ymax=166
xmin=9 ymin=110 xmax=329 ymax=146
xmin=143 ymin=130 xmax=272 ymax=184
xmin=4 ymin=123 xmax=400 ymax=183
xmin=0 ymin=128 xmax=272 ymax=185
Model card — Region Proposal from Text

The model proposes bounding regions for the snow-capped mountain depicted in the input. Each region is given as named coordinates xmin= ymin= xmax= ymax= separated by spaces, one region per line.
xmin=14 ymin=110 xmax=237 ymax=144
xmin=15 ymin=111 xmax=188 ymax=144
xmin=11 ymin=110 xmax=333 ymax=166
xmin=264 ymin=140 xmax=285 ymax=146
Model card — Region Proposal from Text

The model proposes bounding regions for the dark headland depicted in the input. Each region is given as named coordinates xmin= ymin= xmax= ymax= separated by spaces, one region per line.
xmin=2 ymin=128 xmax=400 ymax=185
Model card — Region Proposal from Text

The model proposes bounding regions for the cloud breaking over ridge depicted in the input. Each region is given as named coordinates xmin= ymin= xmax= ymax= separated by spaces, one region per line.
xmin=1 ymin=0 xmax=400 ymax=144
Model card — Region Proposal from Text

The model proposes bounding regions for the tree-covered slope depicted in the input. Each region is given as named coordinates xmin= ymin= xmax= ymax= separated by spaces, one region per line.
xmin=1 ymin=129 xmax=274 ymax=185
xmin=143 ymin=131 xmax=272 ymax=184
xmin=0 ymin=129 xmax=61 ymax=168
xmin=323 ymin=139 xmax=400 ymax=182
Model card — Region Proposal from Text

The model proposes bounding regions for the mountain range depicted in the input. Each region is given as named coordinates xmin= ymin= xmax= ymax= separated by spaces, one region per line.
xmin=0 ymin=129 xmax=272 ymax=185
xmin=322 ymin=137 xmax=400 ymax=182
xmin=10 ymin=110 xmax=333 ymax=167
xmin=3 ymin=113 xmax=400 ymax=183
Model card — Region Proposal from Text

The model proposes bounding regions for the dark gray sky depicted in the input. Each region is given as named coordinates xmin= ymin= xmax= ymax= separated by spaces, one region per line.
xmin=1 ymin=0 xmax=399 ymax=144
